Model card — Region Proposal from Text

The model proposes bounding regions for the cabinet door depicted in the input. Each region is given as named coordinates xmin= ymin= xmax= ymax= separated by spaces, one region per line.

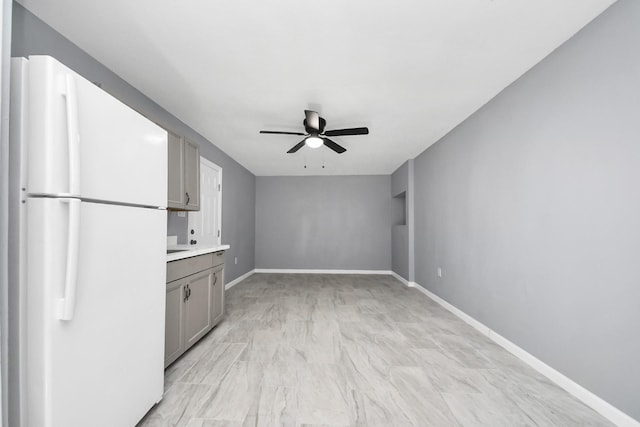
xmin=167 ymin=132 xmax=185 ymax=209
xmin=211 ymin=266 xmax=225 ymax=327
xmin=183 ymin=269 xmax=212 ymax=350
xmin=165 ymin=279 xmax=185 ymax=367
xmin=184 ymin=140 xmax=200 ymax=211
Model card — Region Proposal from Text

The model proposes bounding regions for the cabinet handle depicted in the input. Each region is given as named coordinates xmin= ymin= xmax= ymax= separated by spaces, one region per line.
xmin=183 ymin=285 xmax=188 ymax=302
xmin=185 ymin=192 xmax=190 ymax=204
xmin=188 ymin=286 xmax=191 ymax=299
xmin=213 ymin=274 xmax=217 ymax=286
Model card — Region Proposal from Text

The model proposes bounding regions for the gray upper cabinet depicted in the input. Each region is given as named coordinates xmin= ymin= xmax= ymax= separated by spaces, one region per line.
xmin=167 ymin=132 xmax=184 ymax=208
xmin=183 ymin=140 xmax=200 ymax=210
xmin=167 ymin=131 xmax=200 ymax=211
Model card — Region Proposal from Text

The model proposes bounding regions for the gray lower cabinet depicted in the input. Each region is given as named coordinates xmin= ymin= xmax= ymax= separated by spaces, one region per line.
xmin=165 ymin=252 xmax=225 ymax=367
xmin=211 ymin=265 xmax=225 ymax=327
xmin=164 ymin=279 xmax=185 ymax=365
xmin=183 ymin=269 xmax=213 ymax=349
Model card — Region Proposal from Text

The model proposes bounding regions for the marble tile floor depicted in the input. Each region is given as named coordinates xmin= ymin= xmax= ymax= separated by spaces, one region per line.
xmin=138 ymin=273 xmax=612 ymax=427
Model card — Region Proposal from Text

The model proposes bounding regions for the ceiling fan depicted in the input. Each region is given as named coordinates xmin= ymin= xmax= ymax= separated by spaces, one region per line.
xmin=260 ymin=110 xmax=369 ymax=154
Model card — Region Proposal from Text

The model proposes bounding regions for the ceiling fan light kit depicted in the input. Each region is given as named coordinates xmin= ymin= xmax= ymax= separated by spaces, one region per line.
xmin=305 ymin=136 xmax=323 ymax=148
xmin=260 ymin=110 xmax=369 ymax=154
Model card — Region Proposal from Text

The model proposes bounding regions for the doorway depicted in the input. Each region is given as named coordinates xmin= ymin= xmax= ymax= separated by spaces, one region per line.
xmin=188 ymin=157 xmax=222 ymax=245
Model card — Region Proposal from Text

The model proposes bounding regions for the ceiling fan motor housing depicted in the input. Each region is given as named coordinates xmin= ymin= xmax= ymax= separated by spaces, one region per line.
xmin=304 ymin=117 xmax=326 ymax=135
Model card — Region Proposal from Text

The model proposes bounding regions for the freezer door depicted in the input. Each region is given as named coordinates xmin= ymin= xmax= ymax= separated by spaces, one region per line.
xmin=25 ymin=198 xmax=166 ymax=427
xmin=25 ymin=56 xmax=167 ymax=207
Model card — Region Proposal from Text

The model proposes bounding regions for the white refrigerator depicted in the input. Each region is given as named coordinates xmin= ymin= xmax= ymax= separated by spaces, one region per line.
xmin=10 ymin=56 xmax=168 ymax=427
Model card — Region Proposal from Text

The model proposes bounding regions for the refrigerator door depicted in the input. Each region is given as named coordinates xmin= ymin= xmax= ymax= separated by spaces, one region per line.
xmin=24 ymin=56 xmax=167 ymax=207
xmin=25 ymin=198 xmax=166 ymax=427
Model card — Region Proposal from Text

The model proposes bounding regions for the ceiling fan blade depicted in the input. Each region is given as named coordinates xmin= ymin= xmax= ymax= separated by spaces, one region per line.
xmin=287 ymin=140 xmax=307 ymax=153
xmin=304 ymin=110 xmax=320 ymax=132
xmin=260 ymin=130 xmax=306 ymax=135
xmin=322 ymin=138 xmax=346 ymax=154
xmin=324 ymin=127 xmax=369 ymax=137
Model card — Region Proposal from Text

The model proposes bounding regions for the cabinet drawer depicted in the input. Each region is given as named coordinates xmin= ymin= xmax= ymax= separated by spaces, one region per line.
xmin=212 ymin=251 xmax=225 ymax=268
xmin=167 ymin=253 xmax=213 ymax=283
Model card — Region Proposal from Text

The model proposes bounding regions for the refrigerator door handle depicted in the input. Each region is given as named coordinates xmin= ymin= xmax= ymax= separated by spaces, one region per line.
xmin=63 ymin=74 xmax=81 ymax=196
xmin=56 ymin=198 xmax=81 ymax=321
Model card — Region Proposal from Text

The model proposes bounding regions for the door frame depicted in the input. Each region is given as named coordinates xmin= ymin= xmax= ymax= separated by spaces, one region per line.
xmin=188 ymin=157 xmax=222 ymax=245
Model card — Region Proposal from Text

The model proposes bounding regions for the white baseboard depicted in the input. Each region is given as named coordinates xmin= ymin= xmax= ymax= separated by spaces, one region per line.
xmin=404 ymin=281 xmax=639 ymax=427
xmin=254 ymin=268 xmax=393 ymax=275
xmin=225 ymin=269 xmax=255 ymax=290
xmin=390 ymin=271 xmax=409 ymax=286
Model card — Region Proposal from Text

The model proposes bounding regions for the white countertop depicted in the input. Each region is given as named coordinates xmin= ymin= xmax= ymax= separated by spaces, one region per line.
xmin=166 ymin=244 xmax=230 ymax=262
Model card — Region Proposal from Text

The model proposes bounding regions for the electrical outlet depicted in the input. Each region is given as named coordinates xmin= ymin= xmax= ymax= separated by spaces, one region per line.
xmin=234 ymin=257 xmax=238 ymax=265
xmin=177 ymin=211 xmax=186 ymax=218
xmin=437 ymin=267 xmax=442 ymax=278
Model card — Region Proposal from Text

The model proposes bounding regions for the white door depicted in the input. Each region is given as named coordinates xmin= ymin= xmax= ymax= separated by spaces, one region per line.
xmin=188 ymin=157 xmax=222 ymax=245
xmin=25 ymin=198 xmax=166 ymax=427
xmin=24 ymin=56 xmax=167 ymax=207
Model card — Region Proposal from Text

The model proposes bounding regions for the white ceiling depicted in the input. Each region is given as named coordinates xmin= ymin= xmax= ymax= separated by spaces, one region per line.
xmin=19 ymin=0 xmax=615 ymax=176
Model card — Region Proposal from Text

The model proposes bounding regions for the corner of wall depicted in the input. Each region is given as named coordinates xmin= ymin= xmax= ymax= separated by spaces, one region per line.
xmin=407 ymin=159 xmax=415 ymax=283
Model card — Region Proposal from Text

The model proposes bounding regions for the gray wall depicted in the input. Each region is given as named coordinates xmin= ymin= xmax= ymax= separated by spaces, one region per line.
xmin=413 ymin=0 xmax=640 ymax=419
xmin=391 ymin=160 xmax=415 ymax=282
xmin=391 ymin=225 xmax=408 ymax=279
xmin=256 ymin=176 xmax=391 ymax=270
xmin=391 ymin=161 xmax=409 ymax=198
xmin=391 ymin=161 xmax=409 ymax=279
xmin=11 ymin=3 xmax=256 ymax=283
